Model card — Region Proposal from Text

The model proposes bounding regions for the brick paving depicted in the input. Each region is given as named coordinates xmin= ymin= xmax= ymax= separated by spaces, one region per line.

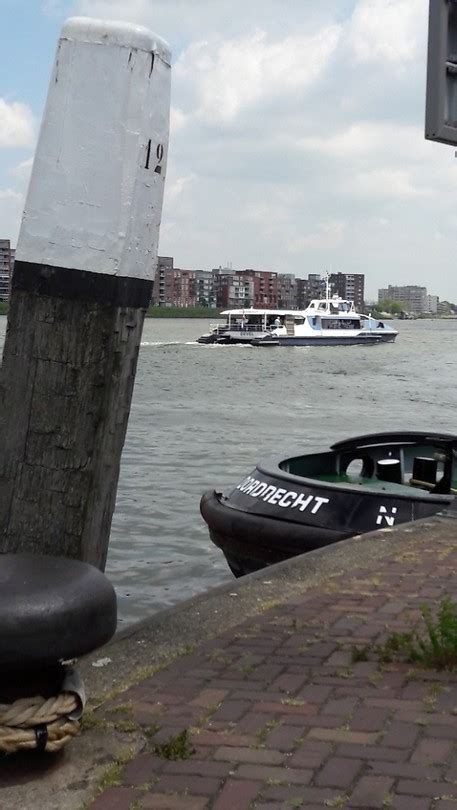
xmin=88 ymin=537 xmax=457 ymax=809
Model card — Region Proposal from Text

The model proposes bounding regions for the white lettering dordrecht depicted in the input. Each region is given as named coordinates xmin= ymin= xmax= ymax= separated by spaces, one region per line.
xmin=236 ymin=476 xmax=329 ymax=514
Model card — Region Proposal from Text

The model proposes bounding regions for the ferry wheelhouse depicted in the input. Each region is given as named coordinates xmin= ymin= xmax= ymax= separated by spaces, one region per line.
xmin=254 ymin=295 xmax=398 ymax=347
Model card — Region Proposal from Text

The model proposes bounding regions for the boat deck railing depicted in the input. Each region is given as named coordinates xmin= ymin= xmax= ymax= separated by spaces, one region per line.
xmin=210 ymin=322 xmax=277 ymax=334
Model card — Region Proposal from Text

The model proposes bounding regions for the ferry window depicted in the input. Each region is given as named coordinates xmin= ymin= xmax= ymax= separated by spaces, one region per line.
xmin=318 ymin=302 xmax=326 ymax=310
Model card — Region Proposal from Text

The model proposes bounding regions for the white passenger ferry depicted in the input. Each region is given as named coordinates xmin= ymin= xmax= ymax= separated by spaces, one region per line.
xmin=197 ymin=289 xmax=398 ymax=347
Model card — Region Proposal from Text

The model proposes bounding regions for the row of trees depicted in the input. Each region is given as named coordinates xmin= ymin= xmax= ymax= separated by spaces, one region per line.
xmin=373 ymin=299 xmax=457 ymax=317
xmin=376 ymin=299 xmax=404 ymax=315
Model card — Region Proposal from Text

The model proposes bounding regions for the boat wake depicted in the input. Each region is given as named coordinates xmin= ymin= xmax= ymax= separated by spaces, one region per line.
xmin=140 ymin=340 xmax=189 ymax=347
xmin=187 ymin=341 xmax=253 ymax=348
xmin=140 ymin=340 xmax=255 ymax=348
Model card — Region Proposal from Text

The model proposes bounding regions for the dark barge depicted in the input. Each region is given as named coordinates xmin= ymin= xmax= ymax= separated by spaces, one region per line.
xmin=200 ymin=431 xmax=457 ymax=577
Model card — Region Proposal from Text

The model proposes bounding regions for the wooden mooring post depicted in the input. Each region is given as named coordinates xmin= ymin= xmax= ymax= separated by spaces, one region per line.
xmin=0 ymin=17 xmax=171 ymax=569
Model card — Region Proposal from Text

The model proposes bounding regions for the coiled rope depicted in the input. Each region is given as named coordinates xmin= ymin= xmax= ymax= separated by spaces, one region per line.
xmin=0 ymin=673 xmax=83 ymax=754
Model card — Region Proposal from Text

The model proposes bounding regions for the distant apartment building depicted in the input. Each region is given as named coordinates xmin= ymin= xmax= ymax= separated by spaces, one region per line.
xmin=425 ymin=295 xmax=439 ymax=314
xmin=378 ymin=285 xmax=427 ymax=314
xmin=168 ymin=268 xmax=196 ymax=307
xmin=296 ymin=274 xmax=324 ymax=309
xmin=152 ymin=256 xmax=196 ymax=307
xmin=247 ymin=270 xmax=278 ymax=308
xmin=212 ymin=268 xmax=278 ymax=308
xmin=152 ymin=256 xmax=173 ymax=306
xmin=329 ymin=272 xmax=365 ymax=310
xmin=212 ymin=268 xmax=254 ymax=309
xmin=0 ymin=239 xmax=13 ymax=301
xmin=278 ymin=274 xmax=297 ymax=309
xmin=195 ymin=270 xmax=216 ymax=307
xmin=438 ymin=300 xmax=457 ymax=315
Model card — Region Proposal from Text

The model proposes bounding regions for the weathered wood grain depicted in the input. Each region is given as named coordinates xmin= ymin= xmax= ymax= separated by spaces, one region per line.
xmin=0 ymin=289 xmax=145 ymax=569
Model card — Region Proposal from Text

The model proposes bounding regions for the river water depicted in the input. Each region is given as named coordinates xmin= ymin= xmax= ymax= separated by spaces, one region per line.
xmin=1 ymin=316 xmax=456 ymax=624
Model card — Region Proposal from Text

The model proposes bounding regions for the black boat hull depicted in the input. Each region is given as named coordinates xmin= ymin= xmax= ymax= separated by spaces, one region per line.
xmin=253 ymin=333 xmax=397 ymax=347
xmin=197 ymin=333 xmax=265 ymax=345
xmin=200 ymin=431 xmax=457 ymax=577
xmin=199 ymin=333 xmax=396 ymax=347
xmin=201 ymin=489 xmax=351 ymax=576
xmin=201 ymin=486 xmax=451 ymax=577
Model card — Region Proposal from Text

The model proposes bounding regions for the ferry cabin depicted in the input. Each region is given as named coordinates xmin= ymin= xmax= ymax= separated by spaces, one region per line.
xmin=220 ymin=309 xmax=295 ymax=333
xmin=221 ymin=299 xmax=377 ymax=335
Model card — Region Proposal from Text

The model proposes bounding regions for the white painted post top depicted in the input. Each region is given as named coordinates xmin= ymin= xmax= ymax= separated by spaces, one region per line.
xmin=61 ymin=16 xmax=171 ymax=65
xmin=16 ymin=17 xmax=171 ymax=281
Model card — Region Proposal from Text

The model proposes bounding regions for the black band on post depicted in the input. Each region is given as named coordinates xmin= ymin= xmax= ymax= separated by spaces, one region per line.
xmin=13 ymin=261 xmax=153 ymax=309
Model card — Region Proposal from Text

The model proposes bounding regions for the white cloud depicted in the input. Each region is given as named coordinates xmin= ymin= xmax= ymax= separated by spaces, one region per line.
xmin=351 ymin=168 xmax=425 ymax=200
xmin=296 ymin=122 xmax=428 ymax=162
xmin=0 ymin=157 xmax=33 ymax=244
xmin=163 ymin=173 xmax=195 ymax=206
xmin=347 ymin=0 xmax=427 ymax=66
xmin=170 ymin=107 xmax=186 ymax=135
xmin=0 ymin=99 xmax=36 ymax=148
xmin=175 ymin=26 xmax=341 ymax=124
xmin=0 ymin=189 xmax=22 ymax=202
xmin=0 ymin=188 xmax=25 ymax=244
xmin=286 ymin=221 xmax=346 ymax=253
xmin=10 ymin=157 xmax=34 ymax=184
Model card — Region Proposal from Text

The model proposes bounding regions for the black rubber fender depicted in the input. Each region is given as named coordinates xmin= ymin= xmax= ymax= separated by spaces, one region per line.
xmin=0 ymin=553 xmax=117 ymax=670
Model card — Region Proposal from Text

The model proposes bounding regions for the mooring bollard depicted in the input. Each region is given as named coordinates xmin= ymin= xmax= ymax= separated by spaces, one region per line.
xmin=0 ymin=17 xmax=171 ymax=569
xmin=0 ymin=553 xmax=117 ymax=754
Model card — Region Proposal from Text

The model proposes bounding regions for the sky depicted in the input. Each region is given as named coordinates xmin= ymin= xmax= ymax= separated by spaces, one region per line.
xmin=1 ymin=0 xmax=456 ymax=302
